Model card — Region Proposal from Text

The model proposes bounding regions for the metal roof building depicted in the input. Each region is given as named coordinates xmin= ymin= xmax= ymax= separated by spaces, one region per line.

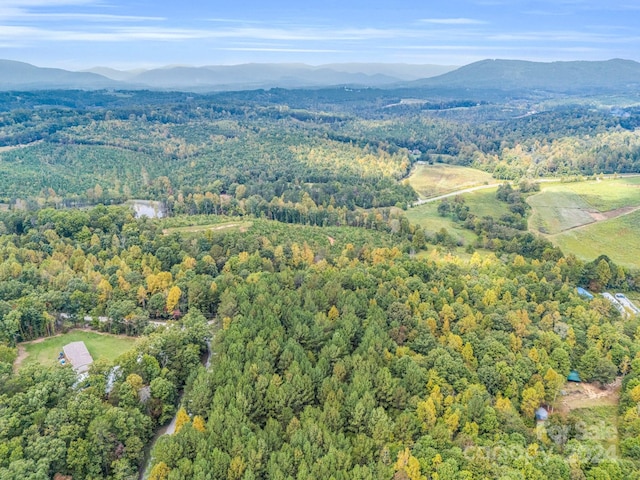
xmin=63 ymin=341 xmax=93 ymax=374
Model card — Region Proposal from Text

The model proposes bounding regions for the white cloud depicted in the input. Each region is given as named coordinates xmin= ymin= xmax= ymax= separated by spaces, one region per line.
xmin=420 ymin=18 xmax=487 ymax=25
xmin=220 ymin=47 xmax=346 ymax=53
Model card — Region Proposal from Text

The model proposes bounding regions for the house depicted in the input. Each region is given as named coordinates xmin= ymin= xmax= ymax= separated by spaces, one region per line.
xmin=63 ymin=341 xmax=93 ymax=374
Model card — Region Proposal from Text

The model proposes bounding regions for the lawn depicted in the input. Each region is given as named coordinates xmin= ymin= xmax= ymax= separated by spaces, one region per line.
xmin=19 ymin=330 xmax=138 ymax=370
xmin=407 ymin=163 xmax=494 ymax=199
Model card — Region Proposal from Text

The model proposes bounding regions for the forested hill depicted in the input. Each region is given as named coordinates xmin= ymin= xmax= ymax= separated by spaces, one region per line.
xmin=0 ymin=60 xmax=119 ymax=90
xmin=412 ymin=58 xmax=640 ymax=93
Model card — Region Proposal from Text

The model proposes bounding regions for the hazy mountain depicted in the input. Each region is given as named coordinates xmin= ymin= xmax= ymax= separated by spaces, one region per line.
xmin=122 ymin=63 xmax=451 ymax=90
xmin=412 ymin=58 xmax=640 ymax=92
xmin=0 ymin=59 xmax=119 ymax=90
xmin=2 ymin=58 xmax=638 ymax=93
xmin=83 ymin=67 xmax=146 ymax=82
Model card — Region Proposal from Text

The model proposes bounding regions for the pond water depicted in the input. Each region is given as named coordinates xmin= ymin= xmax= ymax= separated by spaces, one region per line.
xmin=129 ymin=200 xmax=166 ymax=219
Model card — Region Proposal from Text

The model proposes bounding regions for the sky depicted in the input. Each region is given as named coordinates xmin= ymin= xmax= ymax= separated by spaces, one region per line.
xmin=0 ymin=0 xmax=639 ymax=70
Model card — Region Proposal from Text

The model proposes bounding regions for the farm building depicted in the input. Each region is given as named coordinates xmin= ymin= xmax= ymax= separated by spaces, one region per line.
xmin=63 ymin=341 xmax=93 ymax=374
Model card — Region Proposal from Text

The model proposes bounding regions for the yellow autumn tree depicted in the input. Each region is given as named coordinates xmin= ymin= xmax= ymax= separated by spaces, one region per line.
xmin=416 ymin=397 xmax=437 ymax=431
xmin=174 ymin=407 xmax=190 ymax=434
xmin=193 ymin=415 xmax=206 ymax=432
xmin=166 ymin=286 xmax=182 ymax=312
xmin=149 ymin=462 xmax=170 ymax=480
xmin=395 ymin=448 xmax=423 ymax=480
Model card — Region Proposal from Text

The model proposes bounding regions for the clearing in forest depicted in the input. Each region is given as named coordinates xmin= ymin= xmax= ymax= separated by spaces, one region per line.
xmin=162 ymin=221 xmax=253 ymax=235
xmin=16 ymin=330 xmax=137 ymax=371
xmin=551 ymin=380 xmax=621 ymax=457
xmin=407 ymin=163 xmax=494 ymax=199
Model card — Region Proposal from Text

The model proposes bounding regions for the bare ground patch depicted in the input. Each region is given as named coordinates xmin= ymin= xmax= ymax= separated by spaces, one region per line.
xmin=555 ymin=378 xmax=621 ymax=414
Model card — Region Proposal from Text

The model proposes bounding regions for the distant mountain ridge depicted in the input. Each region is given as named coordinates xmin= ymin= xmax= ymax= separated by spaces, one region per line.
xmin=0 ymin=60 xmax=454 ymax=91
xmin=412 ymin=58 xmax=640 ymax=92
xmin=0 ymin=59 xmax=119 ymax=90
xmin=0 ymin=58 xmax=639 ymax=93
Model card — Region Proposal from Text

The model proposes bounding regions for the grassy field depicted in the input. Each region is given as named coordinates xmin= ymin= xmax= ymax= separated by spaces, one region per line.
xmin=163 ymin=221 xmax=253 ymax=235
xmin=526 ymin=177 xmax=640 ymax=266
xmin=528 ymin=177 xmax=640 ymax=234
xmin=407 ymin=187 xmax=510 ymax=246
xmin=568 ymin=406 xmax=619 ymax=458
xmin=406 ymin=202 xmax=477 ymax=245
xmin=551 ymin=209 xmax=640 ymax=268
xmin=18 ymin=330 xmax=137 ymax=370
xmin=407 ymin=163 xmax=494 ymax=199
xmin=528 ymin=189 xmax=595 ymax=234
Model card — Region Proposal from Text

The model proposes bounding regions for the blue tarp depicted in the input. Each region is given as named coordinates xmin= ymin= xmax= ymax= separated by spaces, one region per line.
xmin=535 ymin=407 xmax=549 ymax=421
xmin=568 ymin=370 xmax=581 ymax=382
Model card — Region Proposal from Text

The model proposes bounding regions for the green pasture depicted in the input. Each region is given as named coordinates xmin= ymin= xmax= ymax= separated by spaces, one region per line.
xmin=406 ymin=202 xmax=477 ymax=246
xmin=407 ymin=187 xmax=510 ymax=246
xmin=550 ymin=209 xmax=640 ymax=268
xmin=527 ymin=190 xmax=595 ymax=234
xmin=407 ymin=163 xmax=494 ymax=199
xmin=19 ymin=330 xmax=137 ymax=370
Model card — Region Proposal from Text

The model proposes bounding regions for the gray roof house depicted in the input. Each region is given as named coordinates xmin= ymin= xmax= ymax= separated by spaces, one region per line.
xmin=63 ymin=341 xmax=93 ymax=374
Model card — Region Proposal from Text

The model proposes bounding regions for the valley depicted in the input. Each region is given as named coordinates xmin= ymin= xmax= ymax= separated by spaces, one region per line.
xmin=0 ymin=62 xmax=640 ymax=479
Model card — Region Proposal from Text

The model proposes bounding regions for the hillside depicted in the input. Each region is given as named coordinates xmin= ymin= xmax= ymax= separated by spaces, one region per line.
xmin=1 ymin=60 xmax=455 ymax=91
xmin=0 ymin=59 xmax=119 ymax=90
xmin=413 ymin=58 xmax=640 ymax=93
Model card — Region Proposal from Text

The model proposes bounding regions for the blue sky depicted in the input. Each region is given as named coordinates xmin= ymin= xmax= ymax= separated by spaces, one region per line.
xmin=0 ymin=0 xmax=639 ymax=69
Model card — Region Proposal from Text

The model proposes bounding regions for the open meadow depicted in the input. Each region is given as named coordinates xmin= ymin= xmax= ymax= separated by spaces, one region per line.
xmin=17 ymin=330 xmax=138 ymax=370
xmin=407 ymin=187 xmax=510 ymax=246
xmin=527 ymin=177 xmax=640 ymax=267
xmin=407 ymin=163 xmax=494 ymax=199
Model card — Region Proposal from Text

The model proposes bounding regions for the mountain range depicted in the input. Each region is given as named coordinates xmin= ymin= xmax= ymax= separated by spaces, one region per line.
xmin=0 ymin=58 xmax=639 ymax=93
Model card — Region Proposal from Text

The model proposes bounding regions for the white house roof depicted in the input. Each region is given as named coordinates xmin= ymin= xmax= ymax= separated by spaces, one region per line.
xmin=63 ymin=341 xmax=93 ymax=374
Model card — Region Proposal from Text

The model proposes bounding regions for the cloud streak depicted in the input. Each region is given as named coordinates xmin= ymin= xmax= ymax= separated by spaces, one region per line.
xmin=420 ymin=18 xmax=487 ymax=25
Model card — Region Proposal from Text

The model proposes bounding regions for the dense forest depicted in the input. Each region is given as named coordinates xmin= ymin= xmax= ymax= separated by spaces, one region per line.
xmin=1 ymin=87 xmax=640 ymax=479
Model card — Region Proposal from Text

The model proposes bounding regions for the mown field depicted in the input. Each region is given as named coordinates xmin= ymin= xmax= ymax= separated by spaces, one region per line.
xmin=527 ymin=177 xmax=640 ymax=267
xmin=407 ymin=163 xmax=494 ymax=199
xmin=551 ymin=209 xmax=640 ymax=268
xmin=18 ymin=330 xmax=138 ymax=370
